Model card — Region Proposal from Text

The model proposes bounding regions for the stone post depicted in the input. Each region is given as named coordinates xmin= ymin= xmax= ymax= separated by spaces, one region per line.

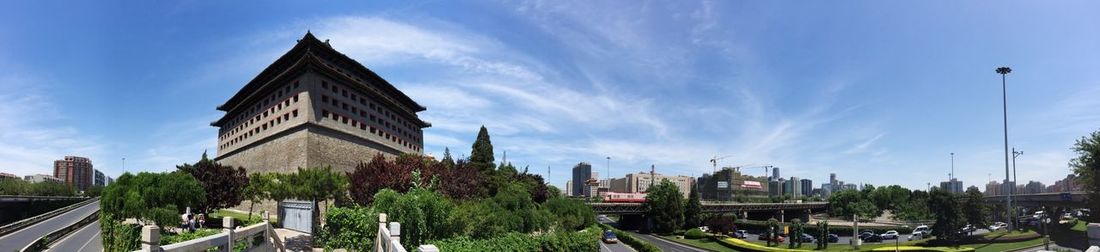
xmin=390 ymin=221 xmax=402 ymax=247
xmin=1088 ymin=223 xmax=1100 ymax=247
xmin=141 ymin=225 xmax=160 ymax=252
xmin=262 ymin=211 xmax=270 ymax=243
xmin=418 ymin=244 xmax=440 ymax=252
xmin=224 ymin=216 xmax=234 ymax=251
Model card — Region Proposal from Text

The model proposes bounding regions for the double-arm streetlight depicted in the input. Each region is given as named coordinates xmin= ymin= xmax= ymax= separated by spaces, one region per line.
xmin=996 ymin=66 xmax=1013 ymax=230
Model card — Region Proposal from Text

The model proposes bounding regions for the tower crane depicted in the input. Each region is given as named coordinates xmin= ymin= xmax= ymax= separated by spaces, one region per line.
xmin=709 ymin=155 xmax=733 ymax=174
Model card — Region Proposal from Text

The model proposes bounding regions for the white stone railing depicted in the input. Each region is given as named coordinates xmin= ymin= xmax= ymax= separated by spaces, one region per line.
xmin=137 ymin=211 xmax=282 ymax=252
xmin=374 ymin=213 xmax=439 ymax=252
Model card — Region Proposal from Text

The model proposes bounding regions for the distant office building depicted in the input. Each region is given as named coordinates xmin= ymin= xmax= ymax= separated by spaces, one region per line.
xmin=0 ymin=172 xmax=18 ymax=181
xmin=940 ymin=178 xmax=963 ymax=194
xmin=571 ymin=162 xmax=592 ymax=197
xmin=771 ymin=167 xmax=780 ymax=181
xmin=781 ymin=179 xmax=793 ymax=196
xmin=25 ymin=174 xmax=62 ymax=184
xmin=842 ymin=184 xmax=857 ymax=191
xmin=106 ymin=176 xmax=114 ymax=185
xmin=800 ymin=178 xmax=813 ymax=196
xmin=985 ymin=180 xmax=1002 ymax=196
xmin=768 ymin=180 xmax=780 ymax=196
xmin=565 ymin=180 xmax=573 ymax=197
xmin=211 ymin=32 xmax=430 ymax=175
xmin=829 ymin=173 xmax=837 ymax=191
xmin=820 ymin=183 xmax=833 ymax=198
xmin=612 ymin=171 xmax=694 ymax=199
xmin=1054 ymin=174 xmax=1080 ymax=192
xmin=789 ymin=177 xmax=802 ymax=197
xmin=1001 ymin=180 xmax=1016 ymax=196
xmin=94 ymin=169 xmax=105 ymax=186
xmin=1024 ymin=181 xmax=1045 ymax=194
xmin=54 ymin=156 xmax=93 ymax=191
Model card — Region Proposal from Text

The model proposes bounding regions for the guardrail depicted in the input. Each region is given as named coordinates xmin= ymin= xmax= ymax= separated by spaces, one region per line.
xmin=20 ymin=209 xmax=100 ymax=252
xmin=141 ymin=212 xmax=282 ymax=252
xmin=0 ymin=197 xmax=96 ymax=237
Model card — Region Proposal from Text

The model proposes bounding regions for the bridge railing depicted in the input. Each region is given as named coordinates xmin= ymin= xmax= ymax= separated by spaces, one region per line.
xmin=139 ymin=212 xmax=281 ymax=252
xmin=0 ymin=197 xmax=97 ymax=238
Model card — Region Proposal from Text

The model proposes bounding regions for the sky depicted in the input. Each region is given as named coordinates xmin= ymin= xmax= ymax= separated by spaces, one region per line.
xmin=1 ymin=1 xmax=1098 ymax=191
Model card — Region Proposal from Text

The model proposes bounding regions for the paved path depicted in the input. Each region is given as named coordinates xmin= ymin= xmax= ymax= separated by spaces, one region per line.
xmin=0 ymin=199 xmax=99 ymax=252
xmin=624 ymin=231 xmax=708 ymax=252
xmin=49 ymin=220 xmax=102 ymax=252
xmin=600 ymin=239 xmax=635 ymax=252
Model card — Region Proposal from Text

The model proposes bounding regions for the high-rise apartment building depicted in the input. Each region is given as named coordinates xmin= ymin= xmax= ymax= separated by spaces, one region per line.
xmin=212 ymin=32 xmax=430 ymax=174
xmin=611 ymin=171 xmax=694 ymax=199
xmin=800 ymin=178 xmax=813 ymax=196
xmin=940 ymin=178 xmax=963 ymax=194
xmin=790 ymin=177 xmax=802 ymax=197
xmin=54 ymin=156 xmax=93 ymax=191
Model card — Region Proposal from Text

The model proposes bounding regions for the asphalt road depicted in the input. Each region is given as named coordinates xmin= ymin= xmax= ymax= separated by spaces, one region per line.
xmin=600 ymin=239 xmax=635 ymax=252
xmin=0 ymin=199 xmax=100 ymax=252
xmin=625 ymin=230 xmax=708 ymax=252
xmin=49 ymin=220 xmax=102 ymax=251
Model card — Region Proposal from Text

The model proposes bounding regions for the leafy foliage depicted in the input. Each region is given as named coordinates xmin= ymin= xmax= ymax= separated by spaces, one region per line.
xmin=928 ymin=189 xmax=965 ymax=246
xmin=0 ymin=179 xmax=76 ymax=196
xmin=544 ymin=197 xmax=595 ymax=231
xmin=684 ymin=227 xmax=706 ymax=239
xmin=1071 ymin=129 xmax=1100 ymax=222
xmin=348 ymin=154 xmax=413 ymax=205
xmin=318 ymin=206 xmax=378 ymax=251
xmin=100 ymin=213 xmax=141 ymax=252
xmin=704 ymin=214 xmax=737 ymax=235
xmin=512 ymin=167 xmax=550 ymax=204
xmin=828 ymin=189 xmax=882 ymax=221
xmin=101 ymin=172 xmax=205 ymax=228
xmin=645 ymin=179 xmax=684 ymax=234
xmin=430 ymin=226 xmax=600 ymax=252
xmin=961 ymin=187 xmax=989 ymax=228
xmin=438 ymin=159 xmax=485 ymax=200
xmin=176 ymin=152 xmax=247 ymax=214
xmin=684 ymin=184 xmax=703 ymax=229
xmin=372 ymin=188 xmax=454 ymax=248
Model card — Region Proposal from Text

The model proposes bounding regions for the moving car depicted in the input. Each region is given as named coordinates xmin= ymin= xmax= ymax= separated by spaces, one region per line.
xmin=733 ymin=230 xmax=748 ymax=239
xmin=989 ymin=222 xmax=1007 ymax=231
xmin=602 ymin=230 xmax=618 ymax=244
xmin=758 ymin=234 xmax=785 ymax=242
xmin=881 ymin=230 xmax=899 ymax=240
xmin=960 ymin=224 xmax=976 ymax=233
xmin=861 ymin=233 xmax=883 ymax=242
xmin=799 ymin=233 xmax=816 ymax=242
xmin=827 ymin=234 xmax=839 ymax=243
xmin=911 ymin=225 xmax=931 ymax=236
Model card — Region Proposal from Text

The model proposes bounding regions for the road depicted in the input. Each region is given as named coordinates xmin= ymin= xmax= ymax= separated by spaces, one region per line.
xmin=0 ymin=199 xmax=99 ymax=252
xmin=49 ymin=220 xmax=102 ymax=251
xmin=749 ymin=228 xmax=991 ymax=247
xmin=624 ymin=231 xmax=707 ymax=252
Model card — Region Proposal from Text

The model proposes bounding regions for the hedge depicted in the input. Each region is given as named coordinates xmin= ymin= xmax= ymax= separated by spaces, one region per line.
xmin=715 ymin=237 xmax=810 ymax=252
xmin=430 ymin=225 xmax=600 ymax=251
xmin=684 ymin=228 xmax=706 ymax=239
xmin=598 ymin=223 xmax=661 ymax=252
xmin=735 ymin=220 xmax=911 ymax=236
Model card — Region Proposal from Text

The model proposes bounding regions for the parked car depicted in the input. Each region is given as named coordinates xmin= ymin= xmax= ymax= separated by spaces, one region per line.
xmin=733 ymin=230 xmax=748 ymax=239
xmin=881 ymin=230 xmax=899 ymax=240
xmin=827 ymin=234 xmax=839 ymax=243
xmin=960 ymin=224 xmax=976 ymax=233
xmin=799 ymin=233 xmax=815 ymax=242
xmin=602 ymin=230 xmax=618 ymax=244
xmin=861 ymin=233 xmax=883 ymax=242
xmin=758 ymin=234 xmax=785 ymax=242
xmin=858 ymin=231 xmax=874 ymax=240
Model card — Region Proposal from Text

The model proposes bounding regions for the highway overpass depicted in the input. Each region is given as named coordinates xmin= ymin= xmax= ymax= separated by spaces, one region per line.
xmin=0 ymin=199 xmax=100 ymax=252
xmin=588 ymin=201 xmax=828 ymax=215
xmin=984 ymin=191 xmax=1088 ymax=208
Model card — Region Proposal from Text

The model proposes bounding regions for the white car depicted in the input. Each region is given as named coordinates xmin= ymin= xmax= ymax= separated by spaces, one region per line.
xmin=989 ymin=222 xmax=1007 ymax=231
xmin=908 ymin=225 xmax=931 ymax=240
xmin=881 ymin=230 xmax=899 ymax=240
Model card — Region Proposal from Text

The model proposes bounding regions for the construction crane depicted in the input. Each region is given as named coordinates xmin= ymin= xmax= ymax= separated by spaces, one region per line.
xmin=709 ymin=155 xmax=733 ymax=174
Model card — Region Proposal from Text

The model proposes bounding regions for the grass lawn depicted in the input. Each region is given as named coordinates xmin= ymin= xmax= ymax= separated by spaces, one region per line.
xmin=964 ymin=237 xmax=1044 ymax=252
xmin=1070 ymin=220 xmax=1087 ymax=232
xmin=659 ymin=234 xmax=737 ymax=251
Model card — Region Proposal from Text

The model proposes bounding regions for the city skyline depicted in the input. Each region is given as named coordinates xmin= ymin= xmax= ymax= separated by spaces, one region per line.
xmin=2 ymin=1 xmax=1099 ymax=191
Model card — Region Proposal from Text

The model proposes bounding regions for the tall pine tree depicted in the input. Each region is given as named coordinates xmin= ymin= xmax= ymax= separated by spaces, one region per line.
xmin=441 ymin=147 xmax=455 ymax=169
xmin=470 ymin=126 xmax=495 ymax=173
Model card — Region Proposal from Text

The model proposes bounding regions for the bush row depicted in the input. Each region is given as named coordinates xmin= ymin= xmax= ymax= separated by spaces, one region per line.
xmin=429 ymin=226 xmax=600 ymax=252
xmin=598 ymin=223 xmax=661 ymax=252
xmin=734 ymin=220 xmax=911 ymax=236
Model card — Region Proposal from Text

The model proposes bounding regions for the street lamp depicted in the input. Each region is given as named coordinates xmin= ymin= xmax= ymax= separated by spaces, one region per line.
xmin=996 ymin=66 xmax=1013 ymax=230
xmin=606 ymin=156 xmax=611 ymax=190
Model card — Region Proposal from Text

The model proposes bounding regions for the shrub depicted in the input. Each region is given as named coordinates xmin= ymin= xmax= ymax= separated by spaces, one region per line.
xmin=430 ymin=226 xmax=599 ymax=252
xmin=684 ymin=228 xmax=707 ymax=239
xmin=599 ymin=223 xmax=661 ymax=252
xmin=317 ymin=206 xmax=378 ymax=251
xmin=100 ymin=213 xmax=141 ymax=252
xmin=544 ymin=197 xmax=596 ymax=231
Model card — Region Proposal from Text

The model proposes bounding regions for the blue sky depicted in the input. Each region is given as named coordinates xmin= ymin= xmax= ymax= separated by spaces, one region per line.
xmin=2 ymin=1 xmax=1098 ymax=191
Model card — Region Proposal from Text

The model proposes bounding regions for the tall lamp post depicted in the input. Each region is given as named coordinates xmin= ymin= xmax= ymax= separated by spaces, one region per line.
xmin=996 ymin=66 xmax=1013 ymax=230
xmin=605 ymin=157 xmax=611 ymax=191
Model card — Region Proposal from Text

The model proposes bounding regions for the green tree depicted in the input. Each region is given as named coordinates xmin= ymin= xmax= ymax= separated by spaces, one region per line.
xmin=644 ymin=179 xmax=684 ymax=234
xmin=789 ymin=218 xmax=803 ymax=248
xmin=928 ymin=189 xmax=964 ymax=246
xmin=870 ymin=185 xmax=911 ymax=211
xmin=1071 ymin=129 xmax=1100 ymax=222
xmin=684 ymin=184 xmax=703 ymax=229
xmin=766 ymin=218 xmax=780 ymax=247
xmin=101 ymin=172 xmax=205 ymax=228
xmin=828 ymin=189 xmax=881 ymax=221
xmin=176 ymin=151 xmax=248 ymax=214
xmin=895 ymin=190 xmax=933 ymax=222
xmin=242 ymin=173 xmax=272 ymax=220
xmin=441 ymin=147 xmax=455 ymax=169
xmin=544 ymin=197 xmax=596 ymax=231
xmin=469 ymin=126 xmax=495 ymax=174
xmin=961 ymin=187 xmax=988 ymax=230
